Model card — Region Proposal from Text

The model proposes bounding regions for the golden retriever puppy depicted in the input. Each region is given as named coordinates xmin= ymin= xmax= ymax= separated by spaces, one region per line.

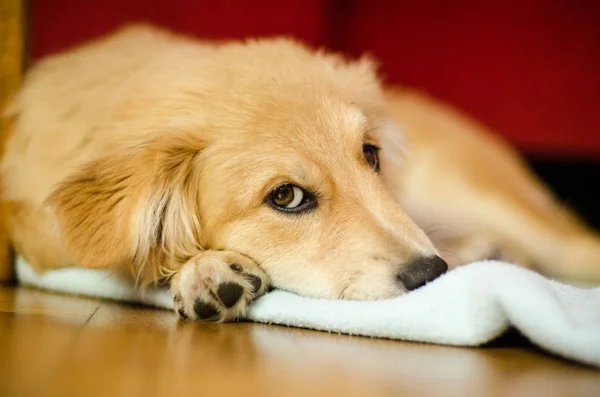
xmin=1 ymin=25 xmax=442 ymax=321
xmin=2 ymin=25 xmax=599 ymax=322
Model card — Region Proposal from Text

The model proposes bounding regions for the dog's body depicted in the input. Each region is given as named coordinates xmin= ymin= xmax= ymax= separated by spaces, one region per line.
xmin=383 ymin=90 xmax=600 ymax=282
xmin=2 ymin=25 xmax=599 ymax=321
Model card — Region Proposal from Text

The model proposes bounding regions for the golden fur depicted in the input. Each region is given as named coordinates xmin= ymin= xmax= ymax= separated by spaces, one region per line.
xmin=2 ymin=25 xmax=599 ymax=321
xmin=383 ymin=89 xmax=600 ymax=282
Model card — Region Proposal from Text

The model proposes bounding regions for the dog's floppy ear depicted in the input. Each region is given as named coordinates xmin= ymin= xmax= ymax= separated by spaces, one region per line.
xmin=48 ymin=133 xmax=206 ymax=283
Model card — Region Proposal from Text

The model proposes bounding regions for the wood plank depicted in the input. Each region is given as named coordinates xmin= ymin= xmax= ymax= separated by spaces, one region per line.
xmin=1 ymin=286 xmax=599 ymax=397
xmin=0 ymin=0 xmax=25 ymax=282
xmin=0 ymin=287 xmax=101 ymax=396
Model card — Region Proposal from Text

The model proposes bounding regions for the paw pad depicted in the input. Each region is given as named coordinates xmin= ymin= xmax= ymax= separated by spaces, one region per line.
xmin=245 ymin=274 xmax=262 ymax=294
xmin=193 ymin=299 xmax=219 ymax=320
xmin=217 ymin=282 xmax=244 ymax=308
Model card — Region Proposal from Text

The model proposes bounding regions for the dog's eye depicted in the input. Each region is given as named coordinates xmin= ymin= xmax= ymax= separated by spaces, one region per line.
xmin=363 ymin=144 xmax=380 ymax=172
xmin=268 ymin=184 xmax=316 ymax=213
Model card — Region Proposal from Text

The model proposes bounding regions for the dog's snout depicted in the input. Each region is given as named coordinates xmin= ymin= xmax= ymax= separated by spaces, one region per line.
xmin=397 ymin=255 xmax=448 ymax=291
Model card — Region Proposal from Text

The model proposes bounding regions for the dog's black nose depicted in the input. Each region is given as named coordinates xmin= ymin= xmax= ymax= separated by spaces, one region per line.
xmin=397 ymin=255 xmax=448 ymax=291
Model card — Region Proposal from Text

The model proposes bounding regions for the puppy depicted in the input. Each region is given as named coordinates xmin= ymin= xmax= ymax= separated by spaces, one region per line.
xmin=1 ymin=25 xmax=598 ymax=322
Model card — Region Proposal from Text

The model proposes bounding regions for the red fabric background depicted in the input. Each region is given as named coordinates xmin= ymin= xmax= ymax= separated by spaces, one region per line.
xmin=30 ymin=0 xmax=600 ymax=157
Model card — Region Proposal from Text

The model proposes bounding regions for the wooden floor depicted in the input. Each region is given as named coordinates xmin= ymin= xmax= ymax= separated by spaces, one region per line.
xmin=0 ymin=286 xmax=598 ymax=397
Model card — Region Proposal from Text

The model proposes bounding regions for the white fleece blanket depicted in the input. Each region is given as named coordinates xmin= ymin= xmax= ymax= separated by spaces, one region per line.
xmin=15 ymin=256 xmax=600 ymax=367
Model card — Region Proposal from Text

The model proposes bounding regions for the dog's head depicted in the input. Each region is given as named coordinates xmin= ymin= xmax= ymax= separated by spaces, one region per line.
xmin=50 ymin=38 xmax=446 ymax=299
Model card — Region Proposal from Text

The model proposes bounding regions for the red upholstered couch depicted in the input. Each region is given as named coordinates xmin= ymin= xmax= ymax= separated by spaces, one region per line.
xmin=30 ymin=0 xmax=600 ymax=158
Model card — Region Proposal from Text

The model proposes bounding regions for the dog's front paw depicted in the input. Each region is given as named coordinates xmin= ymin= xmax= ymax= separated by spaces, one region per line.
xmin=170 ymin=250 xmax=269 ymax=322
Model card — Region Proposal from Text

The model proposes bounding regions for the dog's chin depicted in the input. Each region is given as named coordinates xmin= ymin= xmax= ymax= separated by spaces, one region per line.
xmin=270 ymin=277 xmax=405 ymax=301
xmin=338 ymin=282 xmax=406 ymax=301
